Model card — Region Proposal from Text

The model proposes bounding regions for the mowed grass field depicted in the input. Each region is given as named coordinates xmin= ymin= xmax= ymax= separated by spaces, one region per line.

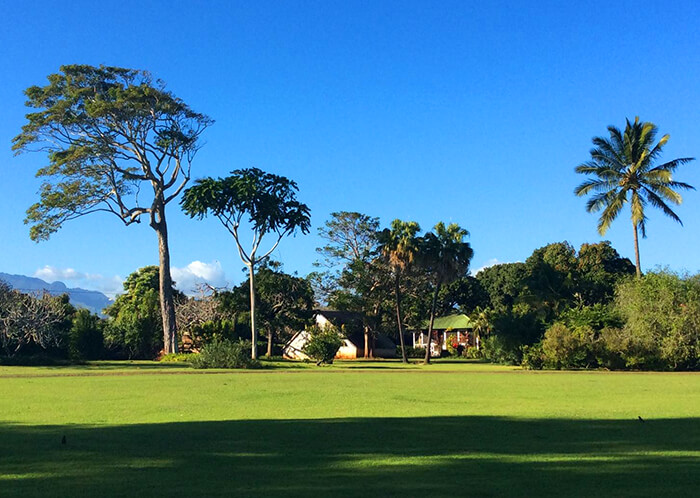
xmin=0 ymin=360 xmax=698 ymax=497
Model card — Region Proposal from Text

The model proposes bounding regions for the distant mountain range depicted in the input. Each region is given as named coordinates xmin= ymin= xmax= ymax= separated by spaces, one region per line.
xmin=0 ymin=272 xmax=112 ymax=315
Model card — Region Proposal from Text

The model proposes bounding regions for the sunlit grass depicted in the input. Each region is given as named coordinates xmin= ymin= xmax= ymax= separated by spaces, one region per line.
xmin=0 ymin=361 xmax=698 ymax=496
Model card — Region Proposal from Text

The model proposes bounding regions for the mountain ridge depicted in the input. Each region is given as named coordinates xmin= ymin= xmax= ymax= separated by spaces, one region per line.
xmin=0 ymin=272 xmax=113 ymax=315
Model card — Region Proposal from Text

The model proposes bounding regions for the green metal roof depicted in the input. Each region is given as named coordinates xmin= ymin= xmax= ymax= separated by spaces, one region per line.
xmin=423 ymin=313 xmax=473 ymax=330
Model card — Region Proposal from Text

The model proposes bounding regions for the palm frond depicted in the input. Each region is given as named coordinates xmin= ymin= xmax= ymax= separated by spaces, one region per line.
xmin=630 ymin=192 xmax=648 ymax=236
xmin=644 ymin=183 xmax=683 ymax=204
xmin=586 ymin=189 xmax=622 ymax=214
xmin=643 ymin=188 xmax=683 ymax=225
xmin=597 ymin=190 xmax=627 ymax=234
xmin=647 ymin=133 xmax=669 ymax=162
xmin=574 ymin=178 xmax=618 ymax=197
xmin=648 ymin=157 xmax=695 ymax=174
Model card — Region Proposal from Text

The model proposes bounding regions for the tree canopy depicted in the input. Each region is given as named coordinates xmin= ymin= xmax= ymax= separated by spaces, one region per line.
xmin=13 ymin=64 xmax=213 ymax=354
xmin=181 ymin=168 xmax=311 ymax=359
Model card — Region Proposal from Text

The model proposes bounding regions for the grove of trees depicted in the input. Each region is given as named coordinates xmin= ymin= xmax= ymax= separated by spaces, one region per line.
xmin=5 ymin=65 xmax=698 ymax=371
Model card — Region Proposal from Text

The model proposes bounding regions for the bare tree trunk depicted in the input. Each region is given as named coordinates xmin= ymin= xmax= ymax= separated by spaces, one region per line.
xmin=424 ymin=282 xmax=441 ymax=364
xmin=248 ymin=263 xmax=258 ymax=359
xmin=267 ymin=328 xmax=274 ymax=357
xmin=395 ymin=273 xmax=408 ymax=363
xmin=364 ymin=324 xmax=370 ymax=359
xmin=633 ymin=222 xmax=641 ymax=278
xmin=153 ymin=206 xmax=178 ymax=354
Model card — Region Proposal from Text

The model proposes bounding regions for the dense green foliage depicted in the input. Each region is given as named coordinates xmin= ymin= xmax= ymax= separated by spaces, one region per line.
xmin=104 ymin=266 xmax=183 ymax=359
xmin=69 ymin=309 xmax=104 ymax=361
xmin=217 ymin=262 xmax=314 ymax=356
xmin=303 ymin=325 xmax=344 ymax=364
xmin=520 ymin=271 xmax=700 ymax=371
xmin=613 ymin=271 xmax=700 ymax=370
xmin=475 ymin=241 xmax=638 ymax=367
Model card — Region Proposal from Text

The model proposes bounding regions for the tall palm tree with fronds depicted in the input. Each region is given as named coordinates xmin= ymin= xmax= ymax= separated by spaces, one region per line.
xmin=574 ymin=117 xmax=695 ymax=277
xmin=378 ymin=219 xmax=421 ymax=363
xmin=418 ymin=222 xmax=474 ymax=364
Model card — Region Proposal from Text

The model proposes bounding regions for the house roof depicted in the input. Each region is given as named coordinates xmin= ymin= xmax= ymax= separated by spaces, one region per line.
xmin=345 ymin=330 xmax=396 ymax=350
xmin=422 ymin=313 xmax=473 ymax=330
xmin=317 ymin=309 xmax=365 ymax=328
xmin=316 ymin=309 xmax=396 ymax=350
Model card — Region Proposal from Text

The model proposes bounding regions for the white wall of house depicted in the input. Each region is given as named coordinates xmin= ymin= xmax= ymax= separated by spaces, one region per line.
xmin=283 ymin=330 xmax=312 ymax=360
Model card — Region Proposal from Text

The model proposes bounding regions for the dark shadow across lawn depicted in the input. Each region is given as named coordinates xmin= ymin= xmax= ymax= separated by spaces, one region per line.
xmin=0 ymin=416 xmax=698 ymax=497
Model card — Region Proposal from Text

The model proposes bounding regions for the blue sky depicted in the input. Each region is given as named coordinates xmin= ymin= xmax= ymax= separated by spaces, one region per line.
xmin=1 ymin=0 xmax=699 ymax=296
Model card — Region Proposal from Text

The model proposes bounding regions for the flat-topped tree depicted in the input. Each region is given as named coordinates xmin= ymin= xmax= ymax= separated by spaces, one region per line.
xmin=12 ymin=65 xmax=212 ymax=353
xmin=181 ymin=168 xmax=311 ymax=359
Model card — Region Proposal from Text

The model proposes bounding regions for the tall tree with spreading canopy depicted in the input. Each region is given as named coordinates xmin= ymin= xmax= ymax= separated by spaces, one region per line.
xmin=315 ymin=212 xmax=384 ymax=358
xmin=418 ymin=222 xmax=474 ymax=363
xmin=378 ymin=219 xmax=421 ymax=363
xmin=181 ymin=168 xmax=311 ymax=359
xmin=574 ymin=117 xmax=694 ymax=277
xmin=12 ymin=65 xmax=212 ymax=353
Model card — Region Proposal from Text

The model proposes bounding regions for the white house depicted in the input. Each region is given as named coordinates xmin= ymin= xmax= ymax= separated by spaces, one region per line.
xmin=283 ymin=310 xmax=397 ymax=360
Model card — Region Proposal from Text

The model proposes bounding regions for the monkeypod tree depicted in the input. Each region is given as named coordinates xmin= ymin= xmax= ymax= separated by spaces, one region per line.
xmin=13 ymin=65 xmax=212 ymax=353
xmin=181 ymin=168 xmax=311 ymax=359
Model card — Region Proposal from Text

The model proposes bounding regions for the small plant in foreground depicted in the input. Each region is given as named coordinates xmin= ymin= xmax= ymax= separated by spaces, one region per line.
xmin=190 ymin=339 xmax=260 ymax=369
xmin=159 ymin=353 xmax=192 ymax=363
xmin=303 ymin=325 xmax=343 ymax=365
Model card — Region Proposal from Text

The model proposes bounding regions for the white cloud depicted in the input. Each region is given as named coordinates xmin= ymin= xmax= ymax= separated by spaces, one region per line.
xmin=34 ymin=261 xmax=229 ymax=298
xmin=34 ymin=265 xmax=124 ymax=298
xmin=171 ymin=261 xmax=228 ymax=295
xmin=471 ymin=258 xmax=506 ymax=275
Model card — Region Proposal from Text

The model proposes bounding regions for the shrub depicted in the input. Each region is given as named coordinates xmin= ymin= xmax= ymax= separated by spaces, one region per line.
xmin=104 ymin=315 xmax=161 ymax=360
xmin=596 ymin=327 xmax=630 ymax=370
xmin=483 ymin=307 xmax=544 ymax=365
xmin=541 ymin=322 xmax=595 ymax=369
xmin=464 ymin=346 xmax=483 ymax=359
xmin=613 ymin=270 xmax=700 ymax=370
xmin=159 ymin=353 xmax=193 ymax=363
xmin=481 ymin=335 xmax=522 ymax=365
xmin=559 ymin=303 xmax=622 ymax=331
xmin=398 ymin=346 xmax=427 ymax=358
xmin=303 ymin=325 xmax=343 ymax=364
xmin=0 ymin=354 xmax=72 ymax=366
xmin=69 ymin=309 xmax=104 ymax=361
xmin=446 ymin=341 xmax=463 ymax=357
xmin=521 ymin=343 xmax=545 ymax=370
xmin=190 ymin=339 xmax=260 ymax=369
xmin=187 ymin=319 xmax=239 ymax=347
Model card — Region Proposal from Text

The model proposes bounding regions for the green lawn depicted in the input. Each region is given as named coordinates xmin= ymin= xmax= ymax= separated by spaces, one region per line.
xmin=1 ymin=360 xmax=698 ymax=497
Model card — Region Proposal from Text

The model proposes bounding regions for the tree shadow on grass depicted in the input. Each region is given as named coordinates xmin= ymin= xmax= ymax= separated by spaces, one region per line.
xmin=1 ymin=416 xmax=698 ymax=497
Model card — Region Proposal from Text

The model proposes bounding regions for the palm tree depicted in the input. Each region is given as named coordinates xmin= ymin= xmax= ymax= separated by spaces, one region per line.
xmin=469 ymin=306 xmax=492 ymax=351
xmin=378 ymin=219 xmax=421 ymax=363
xmin=574 ymin=117 xmax=695 ymax=277
xmin=418 ymin=222 xmax=474 ymax=364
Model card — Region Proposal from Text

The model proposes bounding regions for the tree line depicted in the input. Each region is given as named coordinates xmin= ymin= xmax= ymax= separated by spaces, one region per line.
xmin=6 ymin=64 xmax=697 ymax=369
